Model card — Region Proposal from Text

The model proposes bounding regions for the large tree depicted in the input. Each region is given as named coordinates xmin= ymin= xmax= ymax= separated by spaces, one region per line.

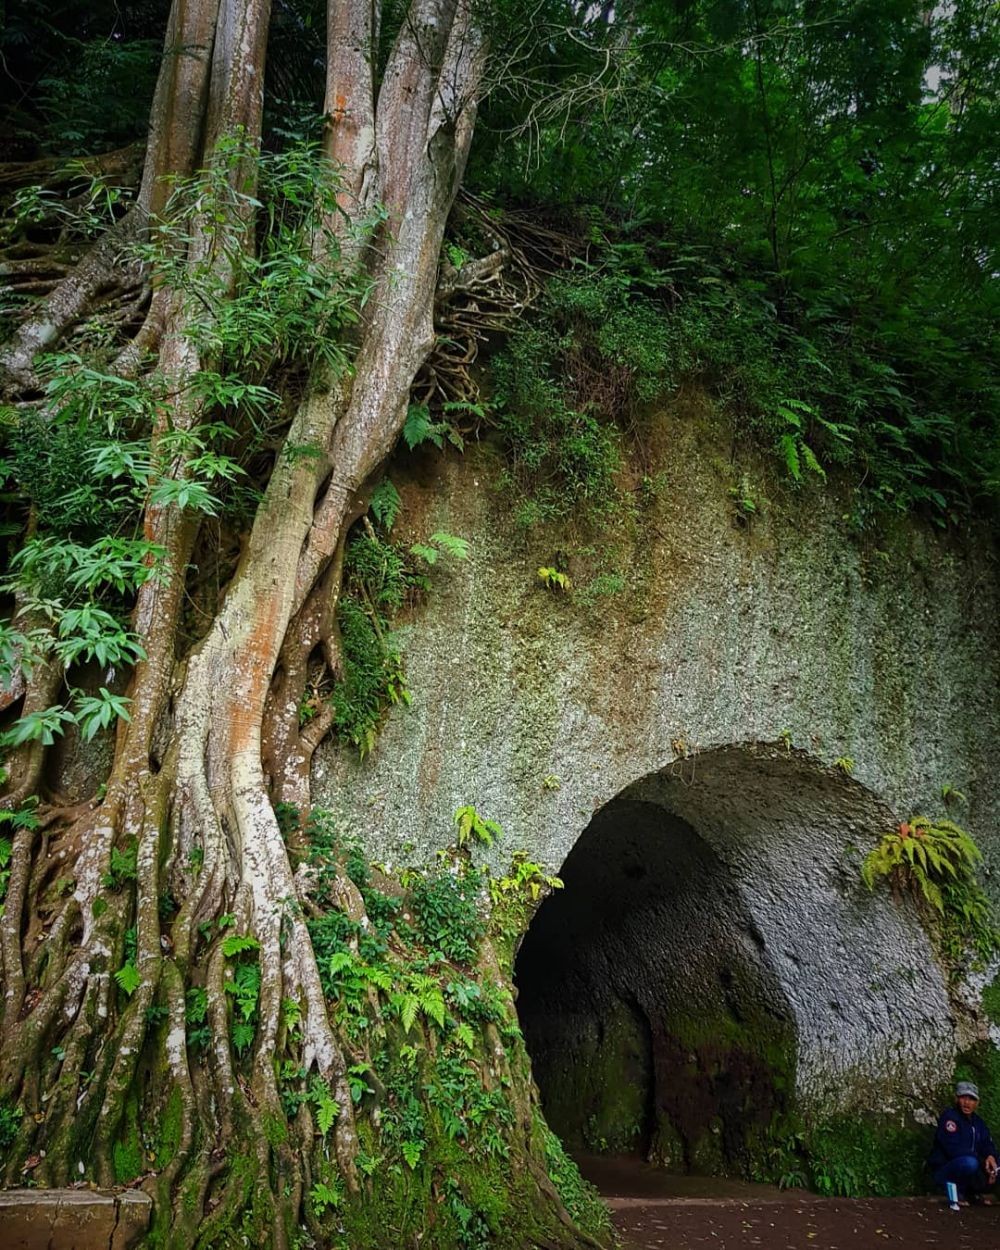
xmin=0 ymin=0 xmax=607 ymax=1245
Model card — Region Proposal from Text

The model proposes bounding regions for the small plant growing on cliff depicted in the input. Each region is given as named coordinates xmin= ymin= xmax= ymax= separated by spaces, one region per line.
xmin=861 ymin=817 xmax=998 ymax=962
xmin=941 ymin=783 xmax=967 ymax=807
xmin=537 ymin=566 xmax=570 ymax=591
xmin=453 ymin=805 xmax=502 ymax=849
xmin=861 ymin=818 xmax=980 ymax=913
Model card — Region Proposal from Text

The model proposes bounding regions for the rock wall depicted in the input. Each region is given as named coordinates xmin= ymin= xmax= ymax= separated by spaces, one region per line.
xmin=314 ymin=392 xmax=1000 ymax=1130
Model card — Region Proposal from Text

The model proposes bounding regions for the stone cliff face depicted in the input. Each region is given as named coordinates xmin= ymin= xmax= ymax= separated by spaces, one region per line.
xmin=314 ymin=392 xmax=1000 ymax=1169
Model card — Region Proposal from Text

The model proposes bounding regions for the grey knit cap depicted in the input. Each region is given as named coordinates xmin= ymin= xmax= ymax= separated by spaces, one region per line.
xmin=956 ymin=1081 xmax=980 ymax=1100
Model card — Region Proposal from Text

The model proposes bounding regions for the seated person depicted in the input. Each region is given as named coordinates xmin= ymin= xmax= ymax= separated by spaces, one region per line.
xmin=929 ymin=1081 xmax=999 ymax=1205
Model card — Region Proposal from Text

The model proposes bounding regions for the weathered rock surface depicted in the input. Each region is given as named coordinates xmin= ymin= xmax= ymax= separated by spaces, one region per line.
xmin=315 ymin=395 xmax=999 ymax=1121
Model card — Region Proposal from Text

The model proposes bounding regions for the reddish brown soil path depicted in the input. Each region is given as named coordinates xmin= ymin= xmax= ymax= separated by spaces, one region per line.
xmin=610 ymin=1195 xmax=998 ymax=1249
xmin=575 ymin=1155 xmax=1000 ymax=1250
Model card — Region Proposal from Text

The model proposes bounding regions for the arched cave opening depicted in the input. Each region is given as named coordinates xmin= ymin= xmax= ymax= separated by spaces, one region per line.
xmin=515 ymin=795 xmax=797 ymax=1177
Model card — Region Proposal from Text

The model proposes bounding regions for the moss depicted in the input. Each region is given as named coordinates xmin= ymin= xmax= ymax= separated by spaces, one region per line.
xmin=192 ymin=1151 xmax=272 ymax=1250
xmin=155 ymin=1084 xmax=183 ymax=1168
xmin=0 ymin=1098 xmax=23 ymax=1161
xmin=535 ymin=996 xmax=651 ymax=1154
xmin=653 ymin=1003 xmax=798 ymax=1179
xmin=981 ymin=974 xmax=1000 ymax=1026
xmin=112 ymin=1091 xmax=144 ymax=1183
xmin=262 ymin=1110 xmax=287 ymax=1150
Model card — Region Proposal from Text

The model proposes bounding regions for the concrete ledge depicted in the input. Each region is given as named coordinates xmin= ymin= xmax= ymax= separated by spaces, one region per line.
xmin=0 ymin=1187 xmax=151 ymax=1249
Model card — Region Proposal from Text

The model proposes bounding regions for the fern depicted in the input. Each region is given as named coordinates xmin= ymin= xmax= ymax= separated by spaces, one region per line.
xmin=410 ymin=532 xmax=469 ymax=566
xmin=402 ymin=403 xmax=439 ymax=450
xmin=221 ymin=933 xmax=260 ymax=957
xmin=779 ymin=433 xmax=802 ymax=482
xmin=310 ymin=1180 xmax=343 ymax=1215
xmin=309 ymin=1077 xmax=340 ymax=1137
xmin=231 ymin=1020 xmax=255 ymax=1053
xmin=861 ymin=817 xmax=995 ymax=958
xmin=409 ymin=542 xmax=439 ymax=564
xmin=369 ymin=478 xmax=402 ymax=531
xmin=428 ymin=532 xmax=468 ymax=560
xmin=114 ymin=961 xmax=141 ymax=996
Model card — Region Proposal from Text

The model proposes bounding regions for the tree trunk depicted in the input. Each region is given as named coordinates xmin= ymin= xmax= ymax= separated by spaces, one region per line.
xmin=0 ymin=0 xmax=602 ymax=1245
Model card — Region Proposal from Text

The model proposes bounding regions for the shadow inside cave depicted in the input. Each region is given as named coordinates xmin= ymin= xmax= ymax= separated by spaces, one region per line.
xmin=514 ymin=794 xmax=796 ymax=1178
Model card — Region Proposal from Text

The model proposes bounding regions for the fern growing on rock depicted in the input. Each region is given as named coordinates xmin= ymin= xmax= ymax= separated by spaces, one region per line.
xmin=861 ymin=817 xmax=998 ymax=963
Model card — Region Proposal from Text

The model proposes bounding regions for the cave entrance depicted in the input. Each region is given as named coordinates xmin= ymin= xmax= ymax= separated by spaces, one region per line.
xmin=515 ymin=794 xmax=796 ymax=1177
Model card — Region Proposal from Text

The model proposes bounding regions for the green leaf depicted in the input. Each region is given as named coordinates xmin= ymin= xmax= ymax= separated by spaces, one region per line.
xmin=402 ymin=404 xmax=442 ymax=451
xmin=231 ymin=1020 xmax=255 ymax=1053
xmin=428 ymin=532 xmax=469 ymax=560
xmin=409 ymin=542 xmax=438 ymax=565
xmin=779 ymin=434 xmax=801 ymax=483
xmin=401 ymin=1139 xmax=423 ymax=1169
xmin=221 ymin=933 xmax=260 ymax=957
xmin=309 ymin=1078 xmax=340 ymax=1137
xmin=399 ymin=993 xmax=419 ymax=1034
xmin=421 ymin=991 xmax=446 ymax=1030
xmin=74 ymin=689 xmax=133 ymax=742
xmin=370 ymin=479 xmax=402 ymax=531
xmin=114 ymin=961 xmax=141 ymax=996
xmin=310 ymin=1180 xmax=343 ymax=1215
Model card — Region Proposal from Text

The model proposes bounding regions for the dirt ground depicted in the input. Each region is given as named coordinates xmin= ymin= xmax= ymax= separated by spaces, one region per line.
xmin=609 ymin=1195 xmax=999 ymax=1249
xmin=574 ymin=1154 xmax=1000 ymax=1250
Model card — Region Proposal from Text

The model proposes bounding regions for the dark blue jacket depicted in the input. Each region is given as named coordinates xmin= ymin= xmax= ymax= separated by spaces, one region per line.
xmin=929 ymin=1107 xmax=998 ymax=1168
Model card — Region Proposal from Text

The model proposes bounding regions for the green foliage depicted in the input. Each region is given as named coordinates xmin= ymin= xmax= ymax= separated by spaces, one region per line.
xmin=536 ymin=566 xmax=570 ymax=592
xmin=862 ymin=816 xmax=980 ymax=913
xmin=185 ymin=988 xmax=211 ymax=1051
xmin=309 ymin=1078 xmax=341 ymax=1138
xmin=805 ymin=1116 xmax=924 ymax=1198
xmin=0 ymin=1099 xmax=23 ymax=1158
xmin=410 ymin=869 xmax=485 ymax=965
xmin=442 ymin=1178 xmax=495 ymax=1250
xmin=310 ymin=1178 xmax=344 ymax=1216
xmin=453 ymin=805 xmax=502 ymax=849
xmin=409 ymin=532 xmax=470 ymax=566
xmin=475 ymin=0 xmax=1000 ymax=524
xmin=981 ymin=976 xmax=1000 ymax=1027
xmin=137 ymin=132 xmax=366 ymax=381
xmin=114 ymin=961 xmax=142 ymax=997
xmin=222 ymin=935 xmax=261 ymax=1054
xmin=490 ymin=850 xmax=562 ymax=910
xmin=369 ymin=479 xmax=402 ymax=532
xmin=330 ymin=521 xmax=466 ymax=756
xmin=539 ymin=1120 xmax=613 ymax=1239
xmin=101 ymin=839 xmax=138 ymax=891
xmin=861 ymin=816 xmax=998 ymax=963
xmin=492 ymin=282 xmax=630 ymax=530
xmin=0 ymin=137 xmax=371 ymax=753
xmin=220 ymin=933 xmax=261 ymax=958
xmin=0 ymin=801 xmax=37 ymax=911
xmin=402 ymin=403 xmax=465 ymax=453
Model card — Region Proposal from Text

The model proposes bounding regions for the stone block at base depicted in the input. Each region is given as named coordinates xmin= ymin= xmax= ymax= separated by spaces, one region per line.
xmin=0 ymin=1188 xmax=151 ymax=1250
